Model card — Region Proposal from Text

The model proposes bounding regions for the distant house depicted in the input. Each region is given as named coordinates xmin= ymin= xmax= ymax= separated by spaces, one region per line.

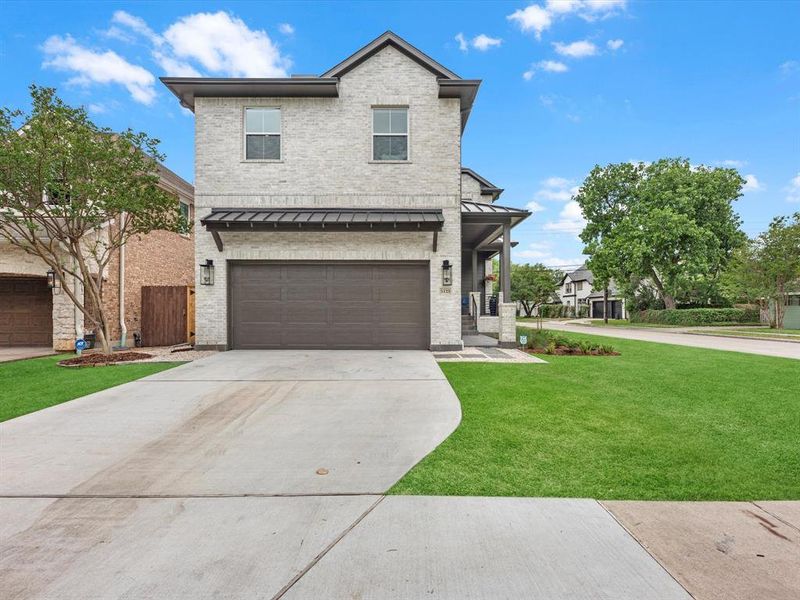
xmin=557 ymin=263 xmax=627 ymax=319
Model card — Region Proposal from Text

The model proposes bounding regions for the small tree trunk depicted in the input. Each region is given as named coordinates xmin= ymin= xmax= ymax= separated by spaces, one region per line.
xmin=603 ymin=287 xmax=609 ymax=324
xmin=663 ymin=294 xmax=677 ymax=309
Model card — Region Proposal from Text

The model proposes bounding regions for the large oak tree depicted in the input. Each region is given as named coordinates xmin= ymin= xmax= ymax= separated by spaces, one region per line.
xmin=574 ymin=159 xmax=745 ymax=309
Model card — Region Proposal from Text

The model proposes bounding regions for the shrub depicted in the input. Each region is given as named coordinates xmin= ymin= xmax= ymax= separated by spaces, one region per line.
xmin=539 ymin=304 xmax=573 ymax=319
xmin=629 ymin=308 xmax=759 ymax=326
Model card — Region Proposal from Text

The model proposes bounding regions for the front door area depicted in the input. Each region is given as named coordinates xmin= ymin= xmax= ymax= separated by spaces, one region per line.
xmin=229 ymin=262 xmax=430 ymax=349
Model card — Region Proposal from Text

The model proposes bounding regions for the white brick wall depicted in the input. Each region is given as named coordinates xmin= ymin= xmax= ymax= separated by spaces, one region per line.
xmin=194 ymin=45 xmax=464 ymax=349
xmin=461 ymin=172 xmax=495 ymax=204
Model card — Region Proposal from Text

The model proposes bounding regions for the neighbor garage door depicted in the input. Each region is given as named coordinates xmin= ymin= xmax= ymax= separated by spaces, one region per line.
xmin=230 ymin=262 xmax=430 ymax=349
xmin=0 ymin=277 xmax=53 ymax=347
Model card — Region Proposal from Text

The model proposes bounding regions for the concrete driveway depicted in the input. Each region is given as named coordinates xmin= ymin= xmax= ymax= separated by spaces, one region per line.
xmin=531 ymin=321 xmax=800 ymax=360
xmin=1 ymin=350 xmax=691 ymax=599
xmin=0 ymin=350 xmax=460 ymax=496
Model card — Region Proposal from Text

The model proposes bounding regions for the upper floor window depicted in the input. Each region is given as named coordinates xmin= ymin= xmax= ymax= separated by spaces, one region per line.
xmin=576 ymin=281 xmax=583 ymax=291
xmin=372 ymin=108 xmax=408 ymax=161
xmin=565 ymin=283 xmax=572 ymax=294
xmin=178 ymin=200 xmax=191 ymax=235
xmin=245 ymin=108 xmax=281 ymax=160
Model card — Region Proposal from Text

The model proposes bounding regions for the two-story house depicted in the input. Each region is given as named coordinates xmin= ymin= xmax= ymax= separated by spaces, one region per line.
xmin=558 ymin=263 xmax=627 ymax=319
xmin=162 ymin=32 xmax=529 ymax=351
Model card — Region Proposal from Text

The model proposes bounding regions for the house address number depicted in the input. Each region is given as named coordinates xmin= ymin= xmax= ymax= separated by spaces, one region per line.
xmin=439 ymin=287 xmax=452 ymax=294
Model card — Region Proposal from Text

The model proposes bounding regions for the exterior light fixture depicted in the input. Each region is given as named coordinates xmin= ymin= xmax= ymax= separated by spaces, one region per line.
xmin=441 ymin=260 xmax=453 ymax=286
xmin=199 ymin=259 xmax=215 ymax=285
xmin=46 ymin=268 xmax=60 ymax=292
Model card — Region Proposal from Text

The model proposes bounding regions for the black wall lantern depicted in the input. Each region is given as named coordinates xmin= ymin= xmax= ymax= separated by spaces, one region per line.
xmin=199 ymin=259 xmax=215 ymax=285
xmin=46 ymin=268 xmax=60 ymax=292
xmin=441 ymin=260 xmax=453 ymax=286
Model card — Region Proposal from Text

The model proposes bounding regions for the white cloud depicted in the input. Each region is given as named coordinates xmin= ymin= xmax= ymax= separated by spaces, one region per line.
xmin=553 ymin=40 xmax=598 ymax=58
xmin=607 ymin=38 xmax=624 ymax=51
xmin=110 ymin=10 xmax=290 ymax=77
xmin=543 ymin=200 xmax=587 ymax=234
xmin=525 ymin=200 xmax=547 ymax=213
xmin=539 ymin=59 xmax=569 ymax=72
xmin=515 ymin=241 xmax=585 ymax=268
xmin=534 ymin=176 xmax=579 ymax=202
xmin=509 ymin=1 xmax=626 ymax=38
xmin=786 ymin=173 xmax=800 ymax=203
xmin=545 ymin=0 xmax=584 ymax=14
xmin=507 ymin=5 xmax=553 ymax=39
xmin=472 ymin=34 xmax=502 ymax=51
xmin=112 ymin=10 xmax=163 ymax=46
xmin=742 ymin=174 xmax=762 ymax=192
xmin=717 ymin=159 xmax=747 ymax=168
xmin=41 ymin=34 xmax=156 ymax=104
xmin=87 ymin=102 xmax=108 ymax=114
xmin=152 ymin=51 xmax=202 ymax=77
xmin=162 ymin=12 xmax=289 ymax=77
xmin=522 ymin=60 xmax=568 ymax=79
xmin=779 ymin=60 xmax=799 ymax=76
xmin=455 ymin=32 xmax=468 ymax=52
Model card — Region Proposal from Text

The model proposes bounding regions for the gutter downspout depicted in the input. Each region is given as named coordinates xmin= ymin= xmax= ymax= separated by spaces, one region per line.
xmin=118 ymin=213 xmax=127 ymax=348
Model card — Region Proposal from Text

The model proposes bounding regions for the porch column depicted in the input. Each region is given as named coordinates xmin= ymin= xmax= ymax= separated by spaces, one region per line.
xmin=471 ymin=249 xmax=479 ymax=294
xmin=501 ymin=222 xmax=511 ymax=301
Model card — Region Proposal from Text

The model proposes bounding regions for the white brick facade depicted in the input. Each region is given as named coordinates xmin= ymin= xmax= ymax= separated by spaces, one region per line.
xmin=194 ymin=45 xmax=464 ymax=349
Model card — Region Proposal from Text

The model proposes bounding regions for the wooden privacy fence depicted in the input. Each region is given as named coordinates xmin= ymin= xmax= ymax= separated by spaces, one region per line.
xmin=141 ymin=285 xmax=195 ymax=346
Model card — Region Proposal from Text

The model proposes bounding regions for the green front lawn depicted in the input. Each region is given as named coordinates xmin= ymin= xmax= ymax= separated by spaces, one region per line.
xmin=0 ymin=355 xmax=182 ymax=422
xmin=392 ymin=333 xmax=800 ymax=500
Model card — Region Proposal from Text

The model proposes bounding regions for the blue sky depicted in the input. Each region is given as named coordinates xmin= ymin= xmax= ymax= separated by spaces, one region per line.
xmin=2 ymin=0 xmax=799 ymax=269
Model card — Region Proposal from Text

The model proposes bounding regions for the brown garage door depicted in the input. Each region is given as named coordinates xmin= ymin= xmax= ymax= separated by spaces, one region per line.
xmin=230 ymin=262 xmax=429 ymax=349
xmin=0 ymin=277 xmax=53 ymax=347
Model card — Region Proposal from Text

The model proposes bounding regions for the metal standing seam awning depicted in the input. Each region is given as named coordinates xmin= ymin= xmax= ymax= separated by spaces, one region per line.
xmin=460 ymin=200 xmax=530 ymax=251
xmin=200 ymin=207 xmax=445 ymax=251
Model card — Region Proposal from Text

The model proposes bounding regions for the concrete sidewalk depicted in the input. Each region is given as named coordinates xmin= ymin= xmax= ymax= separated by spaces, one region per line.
xmin=529 ymin=321 xmax=800 ymax=360
xmin=605 ymin=501 xmax=800 ymax=600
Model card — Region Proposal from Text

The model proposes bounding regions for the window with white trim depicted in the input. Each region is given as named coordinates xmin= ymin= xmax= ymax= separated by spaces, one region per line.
xmin=372 ymin=107 xmax=408 ymax=161
xmin=245 ymin=107 xmax=281 ymax=160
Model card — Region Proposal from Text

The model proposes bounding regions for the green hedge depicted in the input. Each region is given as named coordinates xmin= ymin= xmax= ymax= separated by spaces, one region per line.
xmin=630 ymin=308 xmax=759 ymax=326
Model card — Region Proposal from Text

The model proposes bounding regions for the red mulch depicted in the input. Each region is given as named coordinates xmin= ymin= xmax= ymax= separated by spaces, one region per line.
xmin=525 ymin=347 xmax=620 ymax=356
xmin=59 ymin=351 xmax=153 ymax=366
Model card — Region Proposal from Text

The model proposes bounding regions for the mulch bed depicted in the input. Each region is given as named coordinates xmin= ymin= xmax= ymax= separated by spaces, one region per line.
xmin=58 ymin=351 xmax=153 ymax=367
xmin=524 ymin=347 xmax=620 ymax=356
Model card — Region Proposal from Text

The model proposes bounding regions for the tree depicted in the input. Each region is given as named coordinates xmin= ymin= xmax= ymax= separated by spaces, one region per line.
xmin=721 ymin=213 xmax=800 ymax=328
xmin=510 ymin=263 xmax=562 ymax=328
xmin=0 ymin=86 xmax=187 ymax=353
xmin=575 ymin=158 xmax=745 ymax=309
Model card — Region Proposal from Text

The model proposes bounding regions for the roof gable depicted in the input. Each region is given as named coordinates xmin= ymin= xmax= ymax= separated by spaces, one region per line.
xmin=322 ymin=31 xmax=460 ymax=79
xmin=461 ymin=168 xmax=503 ymax=198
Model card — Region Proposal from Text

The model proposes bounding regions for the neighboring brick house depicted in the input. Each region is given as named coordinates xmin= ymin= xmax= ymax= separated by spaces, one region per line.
xmin=162 ymin=31 xmax=529 ymax=350
xmin=0 ymin=164 xmax=194 ymax=350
